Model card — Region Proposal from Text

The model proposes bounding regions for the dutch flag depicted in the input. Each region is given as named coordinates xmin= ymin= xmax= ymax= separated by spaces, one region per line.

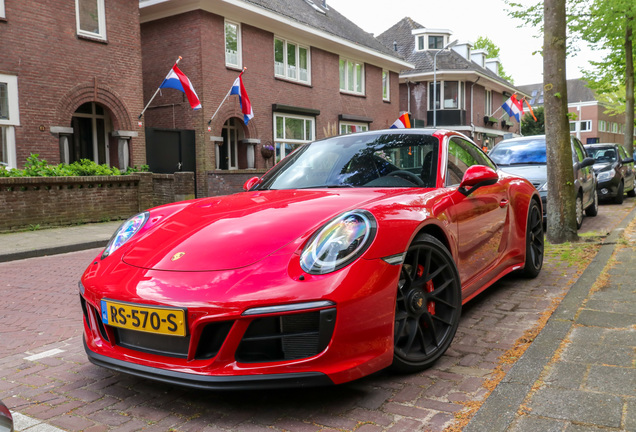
xmin=230 ymin=73 xmax=254 ymax=125
xmin=160 ymin=64 xmax=202 ymax=110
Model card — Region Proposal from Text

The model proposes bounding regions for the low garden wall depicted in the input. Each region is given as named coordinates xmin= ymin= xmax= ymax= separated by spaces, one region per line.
xmin=0 ymin=172 xmax=195 ymax=232
xmin=207 ymin=169 xmax=267 ymax=197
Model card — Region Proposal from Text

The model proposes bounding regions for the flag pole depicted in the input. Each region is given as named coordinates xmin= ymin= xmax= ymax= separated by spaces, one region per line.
xmin=138 ymin=56 xmax=183 ymax=120
xmin=208 ymin=67 xmax=247 ymax=126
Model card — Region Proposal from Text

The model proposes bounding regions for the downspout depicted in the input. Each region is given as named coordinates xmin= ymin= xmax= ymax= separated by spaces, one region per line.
xmin=471 ymin=77 xmax=481 ymax=139
xmin=407 ymin=80 xmax=411 ymax=115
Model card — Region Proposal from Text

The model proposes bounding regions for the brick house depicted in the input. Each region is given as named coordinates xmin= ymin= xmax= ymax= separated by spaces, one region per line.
xmin=518 ymin=79 xmax=634 ymax=145
xmin=138 ymin=0 xmax=411 ymax=197
xmin=377 ymin=18 xmax=524 ymax=151
xmin=0 ymin=0 xmax=145 ymax=171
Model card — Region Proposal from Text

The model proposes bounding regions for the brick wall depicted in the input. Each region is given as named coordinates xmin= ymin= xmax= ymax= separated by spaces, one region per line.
xmin=0 ymin=172 xmax=195 ymax=232
xmin=0 ymin=0 xmax=146 ymax=167
xmin=207 ymin=170 xmax=267 ymax=197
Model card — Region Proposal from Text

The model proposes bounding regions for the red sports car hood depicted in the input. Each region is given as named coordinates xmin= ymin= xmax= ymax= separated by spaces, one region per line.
xmin=122 ymin=189 xmax=391 ymax=271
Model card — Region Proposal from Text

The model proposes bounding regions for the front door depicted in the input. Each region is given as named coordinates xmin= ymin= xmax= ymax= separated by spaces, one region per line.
xmin=219 ymin=118 xmax=240 ymax=170
xmin=70 ymin=102 xmax=110 ymax=165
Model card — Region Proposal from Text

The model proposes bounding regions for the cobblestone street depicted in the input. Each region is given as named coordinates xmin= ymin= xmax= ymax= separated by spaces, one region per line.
xmin=1 ymin=200 xmax=635 ymax=432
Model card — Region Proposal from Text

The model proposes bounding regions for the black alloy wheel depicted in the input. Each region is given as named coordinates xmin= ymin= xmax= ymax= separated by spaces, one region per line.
xmin=520 ymin=199 xmax=544 ymax=278
xmin=391 ymin=234 xmax=461 ymax=373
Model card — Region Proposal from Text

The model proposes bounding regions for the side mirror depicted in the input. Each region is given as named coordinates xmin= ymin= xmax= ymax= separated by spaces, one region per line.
xmin=458 ymin=165 xmax=498 ymax=196
xmin=579 ymin=157 xmax=595 ymax=168
xmin=622 ymin=158 xmax=634 ymax=164
xmin=243 ymin=176 xmax=260 ymax=191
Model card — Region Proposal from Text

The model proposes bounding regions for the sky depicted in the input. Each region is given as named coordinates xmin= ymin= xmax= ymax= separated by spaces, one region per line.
xmin=327 ymin=0 xmax=605 ymax=86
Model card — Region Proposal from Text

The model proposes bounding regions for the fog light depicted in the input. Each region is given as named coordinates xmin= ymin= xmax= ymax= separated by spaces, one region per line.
xmin=601 ymin=188 xmax=609 ymax=195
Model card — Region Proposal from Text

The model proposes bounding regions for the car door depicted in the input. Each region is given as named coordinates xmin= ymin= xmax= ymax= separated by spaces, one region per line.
xmin=445 ymin=136 xmax=508 ymax=286
xmin=618 ymin=145 xmax=635 ymax=191
xmin=571 ymin=138 xmax=594 ymax=208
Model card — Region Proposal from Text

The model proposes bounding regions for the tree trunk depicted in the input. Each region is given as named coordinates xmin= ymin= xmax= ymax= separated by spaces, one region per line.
xmin=625 ymin=15 xmax=634 ymax=156
xmin=544 ymin=0 xmax=578 ymax=243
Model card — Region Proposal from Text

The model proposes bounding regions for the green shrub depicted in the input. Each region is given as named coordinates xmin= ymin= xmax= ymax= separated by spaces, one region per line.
xmin=0 ymin=154 xmax=150 ymax=177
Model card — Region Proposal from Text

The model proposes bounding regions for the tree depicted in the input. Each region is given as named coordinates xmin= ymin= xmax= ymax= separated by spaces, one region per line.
xmin=522 ymin=106 xmax=545 ymax=135
xmin=544 ymin=0 xmax=579 ymax=242
xmin=473 ymin=36 xmax=515 ymax=83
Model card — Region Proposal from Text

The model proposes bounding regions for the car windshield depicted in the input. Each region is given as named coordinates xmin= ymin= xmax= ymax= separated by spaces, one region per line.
xmin=489 ymin=138 xmax=547 ymax=165
xmin=254 ymin=132 xmax=440 ymax=190
xmin=586 ymin=147 xmax=617 ymax=163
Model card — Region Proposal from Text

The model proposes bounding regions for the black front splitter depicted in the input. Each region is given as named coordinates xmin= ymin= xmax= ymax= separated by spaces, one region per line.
xmin=84 ymin=340 xmax=334 ymax=391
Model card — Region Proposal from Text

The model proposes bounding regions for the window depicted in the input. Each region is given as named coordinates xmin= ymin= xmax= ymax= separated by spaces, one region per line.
xmin=599 ymin=120 xmax=607 ymax=132
xmin=417 ymin=36 xmax=425 ymax=51
xmin=569 ymin=120 xmax=592 ymax=134
xmin=274 ymin=37 xmax=310 ymax=83
xmin=274 ymin=113 xmax=315 ymax=162
xmin=75 ymin=0 xmax=106 ymax=40
xmin=339 ymin=122 xmax=368 ymax=134
xmin=225 ymin=20 xmax=241 ymax=69
xmin=339 ymin=58 xmax=364 ymax=95
xmin=382 ymin=70 xmax=390 ymax=101
xmin=0 ymin=74 xmax=18 ymax=169
xmin=485 ymin=90 xmax=492 ymax=115
xmin=0 ymin=0 xmax=5 ymax=19
xmin=429 ymin=81 xmax=462 ymax=110
xmin=446 ymin=137 xmax=495 ymax=186
xmin=429 ymin=35 xmax=444 ymax=49
xmin=611 ymin=122 xmax=619 ymax=133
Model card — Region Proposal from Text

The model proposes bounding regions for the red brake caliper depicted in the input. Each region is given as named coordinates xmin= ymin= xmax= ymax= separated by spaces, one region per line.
xmin=417 ymin=265 xmax=436 ymax=315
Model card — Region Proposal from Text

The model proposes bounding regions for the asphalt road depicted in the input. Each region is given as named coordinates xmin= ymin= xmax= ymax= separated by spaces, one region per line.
xmin=1 ymin=199 xmax=635 ymax=432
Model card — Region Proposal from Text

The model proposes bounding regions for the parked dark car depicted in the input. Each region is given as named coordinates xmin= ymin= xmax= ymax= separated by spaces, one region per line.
xmin=489 ymin=135 xmax=598 ymax=229
xmin=0 ymin=400 xmax=13 ymax=432
xmin=584 ymin=143 xmax=635 ymax=204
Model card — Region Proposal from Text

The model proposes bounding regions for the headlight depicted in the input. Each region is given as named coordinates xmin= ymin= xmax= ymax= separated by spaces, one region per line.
xmin=538 ymin=182 xmax=548 ymax=192
xmin=102 ymin=212 xmax=149 ymax=259
xmin=300 ymin=210 xmax=377 ymax=275
xmin=596 ymin=169 xmax=615 ymax=182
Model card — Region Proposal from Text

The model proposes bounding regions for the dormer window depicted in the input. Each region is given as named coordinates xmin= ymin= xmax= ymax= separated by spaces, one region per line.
xmin=428 ymin=35 xmax=444 ymax=49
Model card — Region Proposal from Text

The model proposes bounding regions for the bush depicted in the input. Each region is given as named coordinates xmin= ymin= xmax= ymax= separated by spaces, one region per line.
xmin=0 ymin=154 xmax=150 ymax=177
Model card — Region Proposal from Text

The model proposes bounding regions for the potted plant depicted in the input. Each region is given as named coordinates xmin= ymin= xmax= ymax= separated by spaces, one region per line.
xmin=261 ymin=144 xmax=274 ymax=159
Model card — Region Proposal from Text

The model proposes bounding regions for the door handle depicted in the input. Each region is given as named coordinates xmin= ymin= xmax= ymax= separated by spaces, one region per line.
xmin=178 ymin=162 xmax=182 ymax=170
xmin=499 ymin=199 xmax=509 ymax=208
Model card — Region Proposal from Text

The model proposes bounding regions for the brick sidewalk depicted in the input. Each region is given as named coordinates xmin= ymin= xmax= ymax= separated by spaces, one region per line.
xmin=0 ymin=199 xmax=635 ymax=432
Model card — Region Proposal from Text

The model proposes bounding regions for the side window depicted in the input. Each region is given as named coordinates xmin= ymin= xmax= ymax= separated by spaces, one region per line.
xmin=75 ymin=0 xmax=106 ymax=40
xmin=572 ymin=139 xmax=585 ymax=163
xmin=446 ymin=138 xmax=495 ymax=186
xmin=225 ymin=20 xmax=242 ymax=69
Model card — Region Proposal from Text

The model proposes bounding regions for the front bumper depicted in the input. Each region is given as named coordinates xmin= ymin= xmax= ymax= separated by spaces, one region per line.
xmin=596 ymin=178 xmax=621 ymax=199
xmin=84 ymin=339 xmax=333 ymax=390
xmin=80 ymin=252 xmax=400 ymax=387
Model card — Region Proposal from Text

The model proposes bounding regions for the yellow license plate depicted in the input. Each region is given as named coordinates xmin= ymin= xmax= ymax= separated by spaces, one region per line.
xmin=101 ymin=299 xmax=186 ymax=337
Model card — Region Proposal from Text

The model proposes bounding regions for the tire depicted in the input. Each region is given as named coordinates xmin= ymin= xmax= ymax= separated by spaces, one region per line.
xmin=614 ymin=181 xmax=624 ymax=204
xmin=391 ymin=234 xmax=461 ymax=373
xmin=576 ymin=193 xmax=584 ymax=230
xmin=585 ymin=189 xmax=598 ymax=217
xmin=627 ymin=186 xmax=636 ymax=198
xmin=520 ymin=199 xmax=544 ymax=278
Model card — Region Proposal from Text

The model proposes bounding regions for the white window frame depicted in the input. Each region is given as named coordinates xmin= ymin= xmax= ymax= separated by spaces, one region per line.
xmin=273 ymin=113 xmax=315 ymax=161
xmin=382 ymin=70 xmax=390 ymax=101
xmin=0 ymin=74 xmax=19 ymax=169
xmin=224 ymin=20 xmax=242 ymax=69
xmin=339 ymin=121 xmax=369 ymax=135
xmin=428 ymin=80 xmax=463 ymax=110
xmin=274 ymin=36 xmax=311 ymax=84
xmin=485 ymin=89 xmax=492 ymax=115
xmin=339 ymin=58 xmax=365 ymax=95
xmin=0 ymin=0 xmax=5 ymax=19
xmin=427 ymin=34 xmax=446 ymax=50
xmin=75 ymin=0 xmax=107 ymax=40
xmin=598 ymin=120 xmax=607 ymax=132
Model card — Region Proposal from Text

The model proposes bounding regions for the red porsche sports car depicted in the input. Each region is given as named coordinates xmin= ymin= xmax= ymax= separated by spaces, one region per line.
xmin=80 ymin=129 xmax=543 ymax=389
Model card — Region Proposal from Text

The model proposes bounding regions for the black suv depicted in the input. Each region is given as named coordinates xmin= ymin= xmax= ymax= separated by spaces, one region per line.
xmin=584 ymin=143 xmax=635 ymax=204
xmin=489 ymin=135 xmax=598 ymax=229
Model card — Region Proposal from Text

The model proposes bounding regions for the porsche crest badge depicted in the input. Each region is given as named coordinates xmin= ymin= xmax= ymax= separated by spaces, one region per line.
xmin=171 ymin=252 xmax=186 ymax=261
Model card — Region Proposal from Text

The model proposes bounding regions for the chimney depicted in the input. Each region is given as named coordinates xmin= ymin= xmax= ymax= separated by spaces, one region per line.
xmin=451 ymin=41 xmax=472 ymax=60
xmin=485 ymin=58 xmax=500 ymax=76
xmin=471 ymin=49 xmax=487 ymax=68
